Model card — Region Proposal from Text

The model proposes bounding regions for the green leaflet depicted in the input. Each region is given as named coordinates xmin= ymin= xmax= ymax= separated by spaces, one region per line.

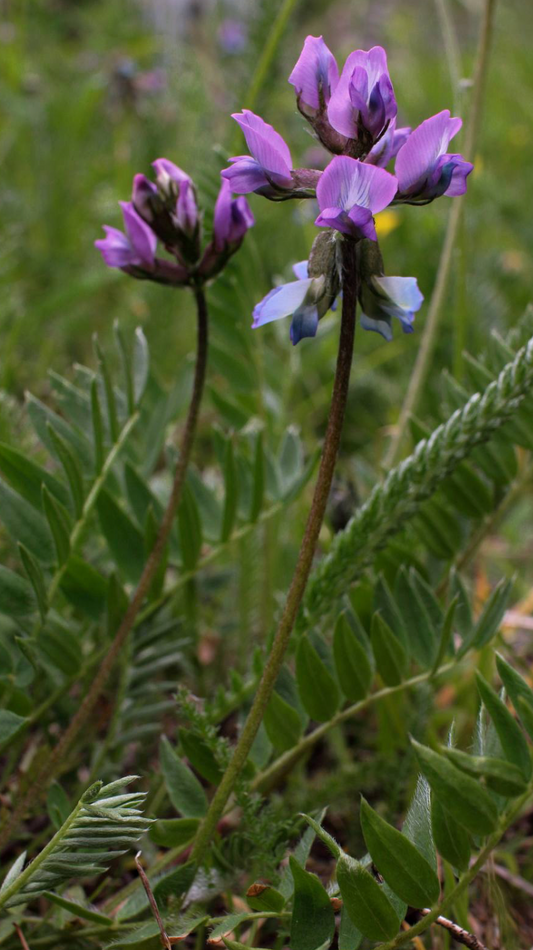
xmin=371 ymin=613 xmax=407 ymax=686
xmin=246 ymin=882 xmax=285 ymax=913
xmin=458 ymin=578 xmax=511 ymax=656
xmin=97 ymin=488 xmax=145 ymax=583
xmin=0 ymin=564 xmax=36 ymax=617
xmin=179 ymin=728 xmax=223 ymax=785
xmin=0 ymin=440 xmax=70 ymax=512
xmin=0 ymin=478 xmax=54 ymax=564
xmin=374 ymin=575 xmax=408 ymax=651
xmin=296 ymin=636 xmax=340 ymax=722
xmin=177 ymin=483 xmax=203 ymax=569
xmin=338 ymin=904 xmax=362 ymax=950
xmin=159 ymin=736 xmax=207 ymax=818
xmin=42 ymin=485 xmax=71 ymax=565
xmin=220 ymin=437 xmax=239 ymax=542
xmin=0 ymin=710 xmax=27 ymax=749
xmin=442 ymin=747 xmax=528 ymax=797
xmin=336 ymin=854 xmax=400 ymax=942
xmin=475 ymin=672 xmax=531 ymax=778
xmin=430 ymin=795 xmax=471 ymax=872
xmin=43 ymin=891 xmax=114 ymax=925
xmin=402 ymin=775 xmax=437 ymax=871
xmin=496 ymin=653 xmax=533 ymax=740
xmin=289 ymin=856 xmax=335 ymax=950
xmin=394 ymin=568 xmax=438 ymax=668
xmin=133 ymin=327 xmax=150 ymax=405
xmin=359 ymin=798 xmax=440 ymax=908
xmin=264 ymin=683 xmax=303 ymax=752
xmin=278 ymin=808 xmax=328 ymax=898
xmin=412 ymin=739 xmax=498 ymax=836
xmin=250 ymin=431 xmax=265 ymax=522
xmin=333 ymin=613 xmax=372 ymax=702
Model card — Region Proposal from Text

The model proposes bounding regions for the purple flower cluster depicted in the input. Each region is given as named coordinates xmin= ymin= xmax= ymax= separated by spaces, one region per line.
xmin=223 ymin=35 xmax=473 ymax=344
xmin=95 ymin=159 xmax=254 ymax=287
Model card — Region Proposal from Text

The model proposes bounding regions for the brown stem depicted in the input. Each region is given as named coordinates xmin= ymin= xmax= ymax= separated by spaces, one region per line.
xmin=419 ymin=909 xmax=489 ymax=950
xmin=190 ymin=237 xmax=358 ymax=866
xmin=135 ymin=852 xmax=172 ymax=950
xmin=0 ymin=289 xmax=209 ymax=854
xmin=14 ymin=925 xmax=31 ymax=950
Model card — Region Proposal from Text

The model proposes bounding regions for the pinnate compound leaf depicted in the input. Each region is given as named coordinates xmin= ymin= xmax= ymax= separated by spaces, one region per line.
xmin=412 ymin=739 xmax=498 ymax=836
xmin=359 ymin=798 xmax=439 ymax=908
xmin=475 ymin=672 xmax=531 ymax=779
xmin=296 ymin=637 xmax=340 ymax=722
xmin=289 ymin=856 xmax=335 ymax=950
xmin=159 ymin=736 xmax=207 ymax=818
xmin=430 ymin=795 xmax=471 ymax=872
xmin=371 ymin=613 xmax=407 ymax=686
xmin=336 ymin=854 xmax=400 ymax=942
xmin=333 ymin=614 xmax=372 ymax=702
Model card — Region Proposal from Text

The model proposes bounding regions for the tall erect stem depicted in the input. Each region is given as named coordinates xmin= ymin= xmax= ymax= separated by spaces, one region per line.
xmin=190 ymin=238 xmax=358 ymax=866
xmin=383 ymin=0 xmax=497 ymax=469
xmin=0 ymin=289 xmax=209 ymax=854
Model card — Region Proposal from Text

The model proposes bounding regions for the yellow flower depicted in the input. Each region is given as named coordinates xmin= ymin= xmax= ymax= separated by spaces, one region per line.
xmin=375 ymin=210 xmax=400 ymax=239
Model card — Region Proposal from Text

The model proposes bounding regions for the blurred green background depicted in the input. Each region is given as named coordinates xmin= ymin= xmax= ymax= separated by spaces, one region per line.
xmin=0 ymin=0 xmax=531 ymax=457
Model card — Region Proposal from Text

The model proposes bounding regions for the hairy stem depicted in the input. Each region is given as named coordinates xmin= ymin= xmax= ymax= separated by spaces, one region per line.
xmin=383 ymin=0 xmax=497 ymax=469
xmin=0 ymin=289 xmax=209 ymax=854
xmin=190 ymin=238 xmax=359 ymax=866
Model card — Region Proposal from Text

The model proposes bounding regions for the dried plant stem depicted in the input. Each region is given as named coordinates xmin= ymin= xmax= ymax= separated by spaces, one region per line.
xmin=383 ymin=0 xmax=497 ymax=469
xmin=190 ymin=238 xmax=359 ymax=866
xmin=420 ymin=910 xmax=488 ymax=950
xmin=0 ymin=289 xmax=209 ymax=854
